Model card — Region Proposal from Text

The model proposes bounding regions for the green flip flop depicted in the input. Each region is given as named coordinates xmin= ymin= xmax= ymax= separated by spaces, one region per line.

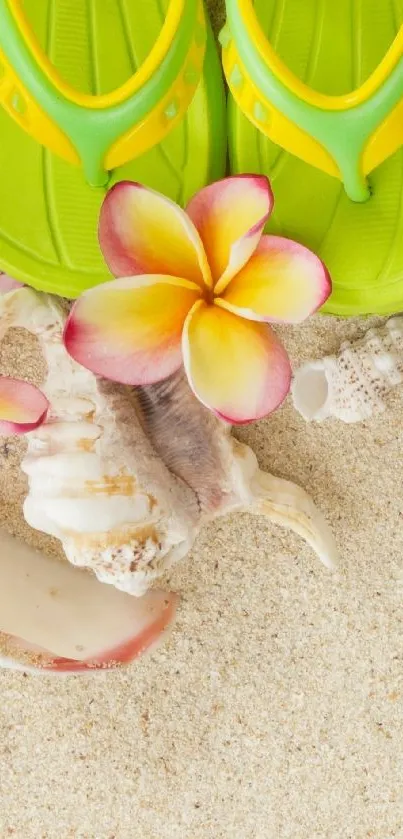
xmin=223 ymin=0 xmax=403 ymax=316
xmin=0 ymin=0 xmax=226 ymax=298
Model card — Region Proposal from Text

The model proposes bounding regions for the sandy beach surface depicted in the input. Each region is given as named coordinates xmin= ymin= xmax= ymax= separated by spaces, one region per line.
xmin=0 ymin=3 xmax=402 ymax=836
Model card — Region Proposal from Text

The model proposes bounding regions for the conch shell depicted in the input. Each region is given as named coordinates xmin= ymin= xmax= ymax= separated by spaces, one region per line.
xmin=0 ymin=287 xmax=337 ymax=601
xmin=292 ymin=317 xmax=403 ymax=423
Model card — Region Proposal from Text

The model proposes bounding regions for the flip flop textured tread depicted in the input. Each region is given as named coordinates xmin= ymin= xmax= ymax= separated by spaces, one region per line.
xmin=229 ymin=0 xmax=403 ymax=315
xmin=0 ymin=0 xmax=225 ymax=296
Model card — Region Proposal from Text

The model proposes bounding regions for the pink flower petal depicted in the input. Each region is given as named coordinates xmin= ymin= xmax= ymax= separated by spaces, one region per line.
xmin=64 ymin=275 xmax=201 ymax=385
xmin=219 ymin=236 xmax=331 ymax=323
xmin=0 ymin=378 xmax=48 ymax=435
xmin=99 ymin=181 xmax=211 ymax=287
xmin=0 ymin=274 xmax=24 ymax=295
xmin=186 ymin=175 xmax=274 ymax=294
xmin=182 ymin=301 xmax=291 ymax=424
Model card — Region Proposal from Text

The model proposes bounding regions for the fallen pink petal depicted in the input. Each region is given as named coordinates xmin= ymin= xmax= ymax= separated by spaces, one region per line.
xmin=0 ymin=377 xmax=49 ymax=435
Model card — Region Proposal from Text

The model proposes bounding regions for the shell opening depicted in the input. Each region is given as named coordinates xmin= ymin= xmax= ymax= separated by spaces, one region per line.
xmin=292 ymin=362 xmax=330 ymax=421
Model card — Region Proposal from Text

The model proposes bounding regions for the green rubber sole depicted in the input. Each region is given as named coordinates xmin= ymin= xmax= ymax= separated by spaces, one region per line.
xmin=0 ymin=0 xmax=226 ymax=298
xmin=228 ymin=0 xmax=403 ymax=316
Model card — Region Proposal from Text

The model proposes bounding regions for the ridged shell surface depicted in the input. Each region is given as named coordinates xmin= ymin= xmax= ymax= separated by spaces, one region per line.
xmin=292 ymin=317 xmax=403 ymax=423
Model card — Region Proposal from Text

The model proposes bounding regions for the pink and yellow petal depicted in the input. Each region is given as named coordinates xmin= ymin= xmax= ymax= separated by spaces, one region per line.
xmin=182 ymin=301 xmax=291 ymax=424
xmin=0 ymin=378 xmax=48 ymax=435
xmin=64 ymin=275 xmax=200 ymax=385
xmin=220 ymin=236 xmax=331 ymax=323
xmin=99 ymin=181 xmax=211 ymax=288
xmin=186 ymin=175 xmax=274 ymax=294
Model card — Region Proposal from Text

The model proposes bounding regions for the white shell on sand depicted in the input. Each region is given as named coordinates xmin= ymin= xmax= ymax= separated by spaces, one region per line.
xmin=0 ymin=288 xmax=338 ymax=600
xmin=0 ymin=529 xmax=177 ymax=672
xmin=292 ymin=317 xmax=403 ymax=423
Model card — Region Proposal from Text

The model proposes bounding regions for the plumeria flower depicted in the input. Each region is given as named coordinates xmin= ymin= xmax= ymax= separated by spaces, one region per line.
xmin=64 ymin=177 xmax=331 ymax=424
xmin=0 ymin=274 xmax=48 ymax=434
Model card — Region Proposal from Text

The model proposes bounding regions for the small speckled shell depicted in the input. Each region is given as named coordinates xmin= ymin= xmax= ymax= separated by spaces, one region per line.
xmin=292 ymin=317 xmax=403 ymax=423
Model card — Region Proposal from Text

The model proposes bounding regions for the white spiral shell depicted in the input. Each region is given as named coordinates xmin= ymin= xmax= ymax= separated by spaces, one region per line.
xmin=292 ymin=317 xmax=403 ymax=423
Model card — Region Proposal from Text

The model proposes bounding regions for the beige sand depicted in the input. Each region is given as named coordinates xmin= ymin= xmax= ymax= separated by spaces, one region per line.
xmin=1 ymin=7 xmax=402 ymax=836
xmin=1 ymin=313 xmax=402 ymax=839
